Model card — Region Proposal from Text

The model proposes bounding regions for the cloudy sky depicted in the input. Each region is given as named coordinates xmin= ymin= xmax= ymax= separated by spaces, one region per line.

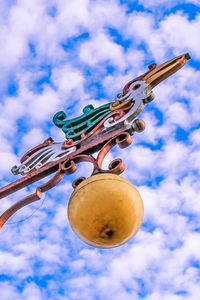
xmin=0 ymin=0 xmax=200 ymax=299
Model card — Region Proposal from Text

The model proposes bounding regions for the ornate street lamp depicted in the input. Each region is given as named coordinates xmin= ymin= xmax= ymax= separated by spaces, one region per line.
xmin=0 ymin=53 xmax=190 ymax=248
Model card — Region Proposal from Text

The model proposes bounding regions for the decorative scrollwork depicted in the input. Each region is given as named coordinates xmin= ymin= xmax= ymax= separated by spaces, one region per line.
xmin=0 ymin=54 xmax=190 ymax=229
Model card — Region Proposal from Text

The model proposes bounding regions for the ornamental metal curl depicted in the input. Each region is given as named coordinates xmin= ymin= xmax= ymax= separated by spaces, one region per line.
xmin=0 ymin=53 xmax=190 ymax=229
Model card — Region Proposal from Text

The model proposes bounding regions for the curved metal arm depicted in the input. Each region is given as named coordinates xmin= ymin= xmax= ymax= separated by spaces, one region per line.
xmin=0 ymin=171 xmax=64 ymax=229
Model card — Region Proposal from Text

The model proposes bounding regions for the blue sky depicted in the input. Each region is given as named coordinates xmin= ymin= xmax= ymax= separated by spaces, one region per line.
xmin=0 ymin=0 xmax=200 ymax=299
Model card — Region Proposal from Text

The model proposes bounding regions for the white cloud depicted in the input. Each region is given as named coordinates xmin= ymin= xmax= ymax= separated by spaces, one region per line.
xmin=79 ymin=31 xmax=126 ymax=69
xmin=189 ymin=128 xmax=200 ymax=146
xmin=165 ymin=102 xmax=189 ymax=129
xmin=124 ymin=11 xmax=200 ymax=61
xmin=0 ymin=282 xmax=21 ymax=300
xmin=159 ymin=13 xmax=200 ymax=60
xmin=0 ymin=152 xmax=18 ymax=173
xmin=28 ymin=86 xmax=61 ymax=122
xmin=0 ymin=249 xmax=30 ymax=275
xmin=51 ymin=64 xmax=84 ymax=96
xmin=22 ymin=128 xmax=47 ymax=149
xmin=21 ymin=282 xmax=42 ymax=300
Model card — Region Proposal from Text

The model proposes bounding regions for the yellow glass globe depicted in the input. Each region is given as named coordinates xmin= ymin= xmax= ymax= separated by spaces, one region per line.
xmin=67 ymin=173 xmax=144 ymax=248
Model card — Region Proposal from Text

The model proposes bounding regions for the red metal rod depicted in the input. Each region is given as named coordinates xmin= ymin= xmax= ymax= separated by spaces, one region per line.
xmin=0 ymin=163 xmax=59 ymax=199
xmin=0 ymin=171 xmax=64 ymax=228
xmin=0 ymin=123 xmax=132 ymax=200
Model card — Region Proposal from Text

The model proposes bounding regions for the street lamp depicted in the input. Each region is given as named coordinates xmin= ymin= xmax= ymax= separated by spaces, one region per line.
xmin=0 ymin=53 xmax=190 ymax=248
